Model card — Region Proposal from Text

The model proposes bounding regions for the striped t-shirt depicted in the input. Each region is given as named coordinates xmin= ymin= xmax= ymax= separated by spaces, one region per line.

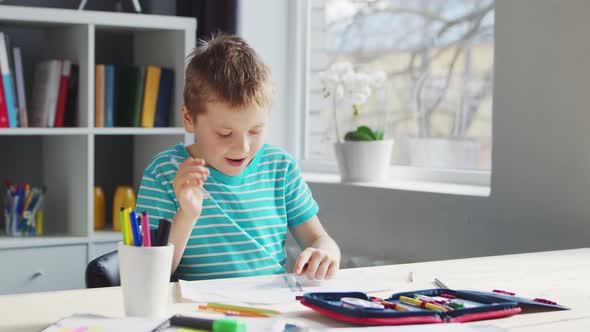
xmin=135 ymin=143 xmax=319 ymax=280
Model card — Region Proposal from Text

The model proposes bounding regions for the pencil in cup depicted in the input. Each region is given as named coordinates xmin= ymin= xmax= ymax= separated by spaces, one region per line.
xmin=128 ymin=209 xmax=142 ymax=246
xmin=154 ymin=218 xmax=172 ymax=247
xmin=140 ymin=211 xmax=151 ymax=247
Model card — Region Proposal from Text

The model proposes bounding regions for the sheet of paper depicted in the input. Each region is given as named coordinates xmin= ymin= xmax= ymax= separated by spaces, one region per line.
xmin=179 ymin=274 xmax=396 ymax=304
xmin=41 ymin=313 xmax=165 ymax=332
xmin=179 ymin=277 xmax=295 ymax=304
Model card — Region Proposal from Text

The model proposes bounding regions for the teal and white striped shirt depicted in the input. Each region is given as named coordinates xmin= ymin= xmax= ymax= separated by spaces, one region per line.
xmin=136 ymin=143 xmax=319 ymax=280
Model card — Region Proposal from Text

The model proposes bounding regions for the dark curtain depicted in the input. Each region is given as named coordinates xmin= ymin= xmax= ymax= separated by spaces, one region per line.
xmin=176 ymin=0 xmax=238 ymax=41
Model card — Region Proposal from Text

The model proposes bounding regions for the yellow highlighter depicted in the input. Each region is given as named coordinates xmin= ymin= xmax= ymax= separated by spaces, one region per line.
xmin=123 ymin=208 xmax=133 ymax=245
xmin=119 ymin=208 xmax=127 ymax=244
xmin=399 ymin=296 xmax=449 ymax=311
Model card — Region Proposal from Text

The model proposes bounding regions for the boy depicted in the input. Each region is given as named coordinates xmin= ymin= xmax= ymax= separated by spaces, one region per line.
xmin=136 ymin=33 xmax=340 ymax=281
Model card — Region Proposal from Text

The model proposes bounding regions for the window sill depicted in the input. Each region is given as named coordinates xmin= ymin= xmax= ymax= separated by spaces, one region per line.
xmin=302 ymin=172 xmax=491 ymax=197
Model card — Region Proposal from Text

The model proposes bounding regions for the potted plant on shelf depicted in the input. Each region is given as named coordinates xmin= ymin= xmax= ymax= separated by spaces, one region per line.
xmin=319 ymin=62 xmax=392 ymax=182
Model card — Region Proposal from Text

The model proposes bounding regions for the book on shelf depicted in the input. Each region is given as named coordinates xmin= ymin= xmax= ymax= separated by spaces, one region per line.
xmin=54 ymin=60 xmax=71 ymax=128
xmin=5 ymin=34 xmax=18 ymax=121
xmin=140 ymin=65 xmax=161 ymax=128
xmin=104 ymin=64 xmax=115 ymax=128
xmin=115 ymin=65 xmax=142 ymax=127
xmin=12 ymin=47 xmax=28 ymax=128
xmin=154 ymin=68 xmax=174 ymax=128
xmin=132 ymin=65 xmax=146 ymax=127
xmin=64 ymin=64 xmax=79 ymax=127
xmin=95 ymin=64 xmax=105 ymax=128
xmin=44 ymin=60 xmax=62 ymax=128
xmin=0 ymin=65 xmax=7 ymax=128
xmin=29 ymin=60 xmax=61 ymax=127
xmin=0 ymin=32 xmax=17 ymax=128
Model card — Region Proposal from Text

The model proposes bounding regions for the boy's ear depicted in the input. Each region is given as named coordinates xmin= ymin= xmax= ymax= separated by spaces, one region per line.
xmin=182 ymin=105 xmax=196 ymax=133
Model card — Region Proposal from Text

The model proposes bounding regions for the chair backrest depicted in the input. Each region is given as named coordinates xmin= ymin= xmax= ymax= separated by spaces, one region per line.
xmin=85 ymin=250 xmax=121 ymax=288
xmin=85 ymin=250 xmax=181 ymax=288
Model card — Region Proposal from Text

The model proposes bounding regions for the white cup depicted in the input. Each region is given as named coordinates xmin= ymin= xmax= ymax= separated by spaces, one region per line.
xmin=118 ymin=242 xmax=174 ymax=318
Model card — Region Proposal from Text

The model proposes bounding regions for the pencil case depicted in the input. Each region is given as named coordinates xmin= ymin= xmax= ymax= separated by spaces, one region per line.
xmin=297 ymin=288 xmax=569 ymax=326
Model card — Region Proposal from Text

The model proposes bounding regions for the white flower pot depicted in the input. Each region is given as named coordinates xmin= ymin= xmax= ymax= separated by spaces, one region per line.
xmin=407 ymin=138 xmax=478 ymax=169
xmin=334 ymin=139 xmax=394 ymax=182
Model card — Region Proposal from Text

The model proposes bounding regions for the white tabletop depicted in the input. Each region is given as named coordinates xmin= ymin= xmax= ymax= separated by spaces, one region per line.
xmin=1 ymin=248 xmax=588 ymax=332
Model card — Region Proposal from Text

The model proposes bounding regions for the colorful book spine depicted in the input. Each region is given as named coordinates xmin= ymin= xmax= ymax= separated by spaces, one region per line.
xmin=140 ymin=65 xmax=161 ymax=128
xmin=95 ymin=64 xmax=105 ymax=128
xmin=54 ymin=60 xmax=71 ymax=128
xmin=154 ymin=68 xmax=174 ymax=127
xmin=45 ymin=60 xmax=62 ymax=128
xmin=28 ymin=60 xmax=61 ymax=127
xmin=0 ymin=71 xmax=8 ymax=128
xmin=0 ymin=32 xmax=18 ymax=128
xmin=132 ymin=65 xmax=146 ymax=127
xmin=12 ymin=47 xmax=27 ymax=128
xmin=104 ymin=64 xmax=115 ymax=128
xmin=64 ymin=64 xmax=79 ymax=127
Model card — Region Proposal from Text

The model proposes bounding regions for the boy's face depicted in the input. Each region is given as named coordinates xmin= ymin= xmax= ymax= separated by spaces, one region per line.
xmin=182 ymin=101 xmax=268 ymax=176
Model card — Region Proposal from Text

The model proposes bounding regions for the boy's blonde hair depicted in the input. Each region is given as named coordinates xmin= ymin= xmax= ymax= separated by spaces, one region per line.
xmin=183 ymin=33 xmax=273 ymax=116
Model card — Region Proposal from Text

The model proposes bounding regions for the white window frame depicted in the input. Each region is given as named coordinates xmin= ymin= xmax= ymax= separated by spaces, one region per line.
xmin=287 ymin=0 xmax=491 ymax=189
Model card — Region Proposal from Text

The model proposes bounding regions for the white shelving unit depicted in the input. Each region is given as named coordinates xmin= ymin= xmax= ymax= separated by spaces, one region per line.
xmin=0 ymin=5 xmax=195 ymax=294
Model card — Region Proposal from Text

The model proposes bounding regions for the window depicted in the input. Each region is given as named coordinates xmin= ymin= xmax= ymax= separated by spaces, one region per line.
xmin=304 ymin=0 xmax=494 ymax=178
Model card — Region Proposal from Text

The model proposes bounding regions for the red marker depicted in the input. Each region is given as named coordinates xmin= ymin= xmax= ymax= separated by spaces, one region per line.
xmin=141 ymin=211 xmax=151 ymax=247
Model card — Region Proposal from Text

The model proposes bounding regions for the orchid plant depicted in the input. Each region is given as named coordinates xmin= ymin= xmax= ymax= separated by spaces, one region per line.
xmin=318 ymin=62 xmax=386 ymax=143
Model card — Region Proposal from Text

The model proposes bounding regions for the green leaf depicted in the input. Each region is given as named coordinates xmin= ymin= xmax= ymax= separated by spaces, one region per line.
xmin=344 ymin=131 xmax=360 ymax=141
xmin=374 ymin=129 xmax=384 ymax=140
xmin=344 ymin=129 xmax=374 ymax=141
xmin=356 ymin=126 xmax=376 ymax=140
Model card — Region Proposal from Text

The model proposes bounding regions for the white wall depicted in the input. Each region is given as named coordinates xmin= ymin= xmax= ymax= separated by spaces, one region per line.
xmin=240 ymin=0 xmax=590 ymax=265
xmin=237 ymin=0 xmax=291 ymax=150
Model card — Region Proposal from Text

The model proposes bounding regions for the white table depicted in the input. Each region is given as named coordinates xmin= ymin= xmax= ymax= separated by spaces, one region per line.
xmin=1 ymin=248 xmax=588 ymax=331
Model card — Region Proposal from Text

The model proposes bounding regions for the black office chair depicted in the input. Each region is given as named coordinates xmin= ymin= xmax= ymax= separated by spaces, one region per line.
xmin=85 ymin=251 xmax=180 ymax=288
xmin=86 ymin=251 xmax=121 ymax=288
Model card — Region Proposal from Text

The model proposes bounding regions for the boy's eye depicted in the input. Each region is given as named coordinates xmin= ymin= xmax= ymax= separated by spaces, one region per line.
xmin=218 ymin=132 xmax=231 ymax=138
xmin=249 ymin=130 xmax=261 ymax=135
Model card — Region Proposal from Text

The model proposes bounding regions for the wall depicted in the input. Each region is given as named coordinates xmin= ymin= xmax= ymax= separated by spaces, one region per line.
xmin=241 ymin=0 xmax=590 ymax=265
xmin=237 ymin=0 xmax=291 ymax=150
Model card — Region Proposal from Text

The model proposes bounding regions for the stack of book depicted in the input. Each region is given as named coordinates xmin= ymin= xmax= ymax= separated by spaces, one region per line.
xmin=0 ymin=32 xmax=79 ymax=128
xmin=95 ymin=65 xmax=174 ymax=128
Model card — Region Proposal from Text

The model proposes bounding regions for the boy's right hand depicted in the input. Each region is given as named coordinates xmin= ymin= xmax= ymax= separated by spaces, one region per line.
xmin=172 ymin=158 xmax=210 ymax=221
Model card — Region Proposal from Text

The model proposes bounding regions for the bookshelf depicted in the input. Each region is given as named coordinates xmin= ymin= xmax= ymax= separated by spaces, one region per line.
xmin=0 ymin=5 xmax=195 ymax=294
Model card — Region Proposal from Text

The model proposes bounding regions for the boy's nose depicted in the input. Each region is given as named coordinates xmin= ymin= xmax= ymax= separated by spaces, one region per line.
xmin=234 ymin=136 xmax=250 ymax=155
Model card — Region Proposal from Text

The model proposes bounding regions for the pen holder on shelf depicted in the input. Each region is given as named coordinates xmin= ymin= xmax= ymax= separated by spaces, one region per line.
xmin=118 ymin=242 xmax=174 ymax=318
xmin=113 ymin=185 xmax=136 ymax=231
xmin=3 ymin=183 xmax=46 ymax=237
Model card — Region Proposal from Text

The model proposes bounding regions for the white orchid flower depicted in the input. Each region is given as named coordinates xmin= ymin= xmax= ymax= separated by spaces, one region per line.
xmin=330 ymin=62 xmax=354 ymax=77
xmin=370 ymin=71 xmax=387 ymax=88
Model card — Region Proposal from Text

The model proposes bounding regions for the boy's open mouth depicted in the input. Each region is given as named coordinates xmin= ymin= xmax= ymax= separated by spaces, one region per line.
xmin=225 ymin=157 xmax=247 ymax=167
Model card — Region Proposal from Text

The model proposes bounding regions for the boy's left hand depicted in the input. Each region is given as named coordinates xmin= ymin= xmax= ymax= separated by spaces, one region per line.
xmin=294 ymin=247 xmax=339 ymax=280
